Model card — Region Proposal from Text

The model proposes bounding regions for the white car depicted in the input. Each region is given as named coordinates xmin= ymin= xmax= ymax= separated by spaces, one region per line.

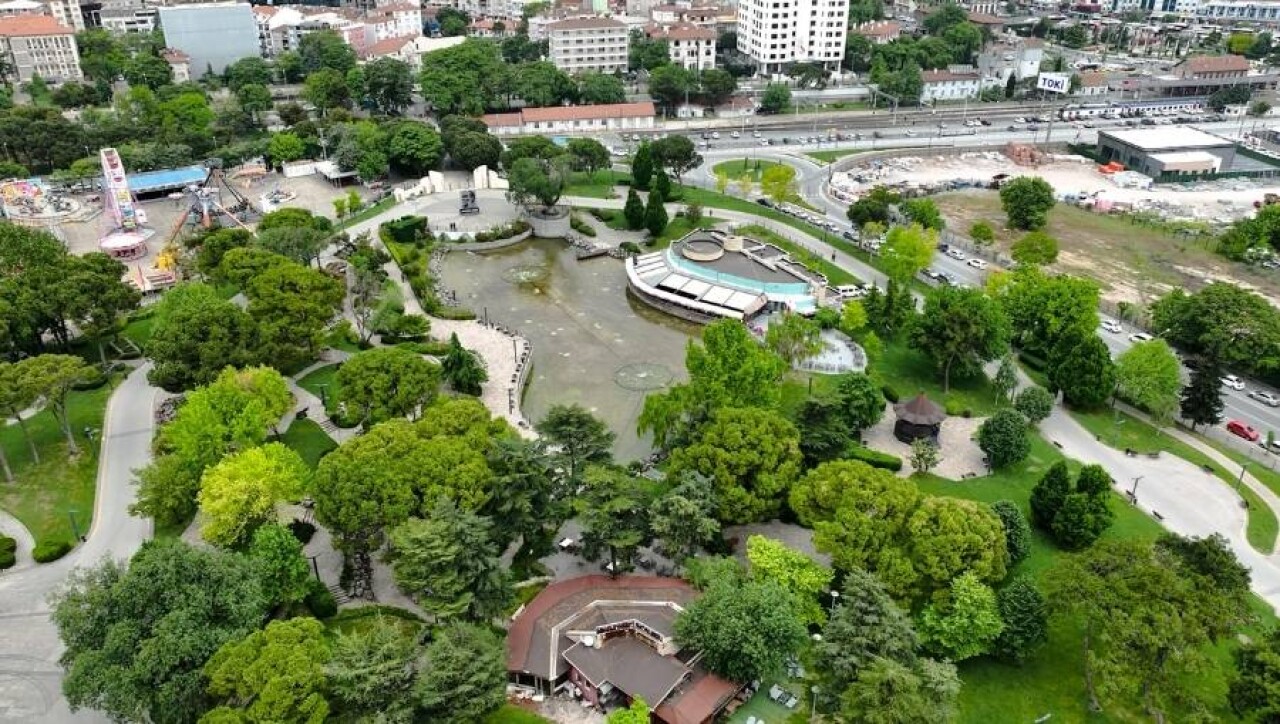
xmin=945 ymin=247 xmax=966 ymax=261
xmin=1101 ymin=319 xmax=1122 ymax=334
xmin=752 ymin=130 xmax=762 ymax=138
xmin=1249 ymin=390 xmax=1280 ymax=407
xmin=967 ymin=258 xmax=988 ymax=270
xmin=711 ymin=131 xmax=720 ymax=139
xmin=1128 ymin=332 xmax=1154 ymax=343
xmin=730 ymin=130 xmax=740 ymax=138
xmin=1222 ymin=374 xmax=1246 ymax=391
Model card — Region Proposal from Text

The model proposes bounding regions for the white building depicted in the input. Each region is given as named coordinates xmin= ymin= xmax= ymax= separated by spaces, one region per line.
xmin=736 ymin=0 xmax=848 ymax=73
xmin=482 ymin=101 xmax=656 ymax=134
xmin=0 ymin=14 xmax=80 ymax=82
xmin=0 ymin=0 xmax=80 ymax=30
xmin=365 ymin=33 xmax=463 ymax=69
xmin=920 ymin=69 xmax=982 ymax=102
xmin=547 ymin=16 xmax=629 ymax=74
xmin=977 ymin=37 xmax=1043 ymax=83
xmin=161 ymin=47 xmax=190 ymax=82
xmin=1111 ymin=0 xmax=1201 ymax=13
xmin=1198 ymin=0 xmax=1280 ymax=23
xmin=648 ymin=23 xmax=716 ymax=71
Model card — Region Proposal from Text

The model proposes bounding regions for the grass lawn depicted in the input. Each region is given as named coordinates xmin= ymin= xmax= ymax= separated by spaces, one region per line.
xmin=725 ymin=678 xmax=809 ymax=724
xmin=870 ymin=336 xmax=1002 ymax=417
xmin=276 ymin=419 xmax=337 ymax=469
xmin=712 ymin=158 xmax=784 ymax=183
xmin=1197 ymin=433 xmax=1280 ymax=502
xmin=0 ymin=380 xmax=114 ymax=548
xmin=915 ymin=433 xmax=1278 ymax=723
xmin=805 ymin=148 xmax=880 ymax=163
xmin=735 ymin=223 xmax=860 ymax=286
xmin=336 ymin=196 xmax=396 ymax=231
xmin=483 ymin=704 xmax=553 ymax=724
xmin=564 ymin=170 xmax=623 ymax=199
xmin=297 ymin=364 xmax=342 ymax=415
xmin=120 ymin=310 xmax=156 ymax=350
xmin=323 ymin=605 xmax=424 ymax=640
xmin=1070 ymin=407 xmax=1278 ymax=554
xmin=652 ymin=215 xmax=722 ymax=249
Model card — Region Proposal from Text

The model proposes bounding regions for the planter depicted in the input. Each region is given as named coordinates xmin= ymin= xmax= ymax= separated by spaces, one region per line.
xmin=526 ymin=205 xmax=571 ymax=239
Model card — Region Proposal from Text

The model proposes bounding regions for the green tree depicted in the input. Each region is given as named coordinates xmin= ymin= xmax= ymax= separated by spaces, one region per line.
xmin=147 ymin=284 xmax=259 ymax=391
xmin=1050 ymin=334 xmax=1116 ymax=410
xmin=649 ymin=472 xmax=719 ymax=562
xmin=578 ymin=71 xmax=625 ymax=104
xmin=1051 ymin=490 xmax=1113 ymax=551
xmin=1115 ymin=339 xmax=1181 ymax=424
xmin=675 ymin=576 xmax=808 ymax=681
xmin=515 ymin=60 xmax=576 ymax=107
xmin=881 ymin=223 xmax=937 ymax=283
xmin=977 ymin=408 xmax=1030 ymax=468
xmin=990 ymin=500 xmax=1032 ymax=565
xmin=505 ymin=156 xmax=567 ymax=211
xmin=419 ymin=40 xmax=508 ymax=116
xmin=1230 ymin=626 xmax=1280 ymax=721
xmin=761 ymin=163 xmax=798 ymax=204
xmin=993 ymin=576 xmax=1048 ymax=664
xmin=765 ymin=311 xmax=822 ymax=366
xmin=669 ymin=407 xmax=802 ymax=523
xmin=22 ymin=354 xmax=91 ymax=456
xmin=235 ymin=83 xmax=273 ymax=122
xmin=387 ymin=121 xmax=444 ymax=176
xmin=1013 ymin=385 xmax=1054 ymax=425
xmin=838 ymin=656 xmax=960 ymax=724
xmin=363 ymin=57 xmax=414 ymax=114
xmin=969 ymin=220 xmax=995 ymax=245
xmin=912 ymin=286 xmax=1009 ymax=392
xmin=566 ymin=137 xmax=610 ymax=179
xmin=267 ymin=132 xmax=306 ymax=166
xmin=1152 ymin=283 xmax=1280 ymax=382
xmin=1030 ymin=461 xmax=1071 ymax=529
xmin=746 ymin=534 xmax=834 ymax=626
xmin=337 ymin=347 xmax=440 ymax=424
xmin=623 ymin=187 xmax=645 ymax=229
xmin=909 ymin=438 xmax=941 ymax=474
xmin=795 ymin=395 xmax=854 ymax=466
xmin=413 ymin=623 xmax=508 ymax=724
xmin=760 ymin=82 xmax=792 ymax=113
xmin=645 ymin=189 xmax=668 ymax=236
xmin=326 ymin=618 xmax=416 ymax=720
xmin=901 ymin=197 xmax=945 ymax=230
xmin=440 ymin=332 xmax=488 ymax=396
xmin=918 ymin=572 xmax=1004 ymax=660
xmin=225 ymin=56 xmax=272 ymax=90
xmin=631 ymin=141 xmax=654 ymax=190
xmin=906 ymin=496 xmax=1009 ymax=599
xmin=847 ymin=186 xmax=899 ymax=226
xmin=991 ymin=266 xmax=1099 ymax=358
xmin=1181 ymin=358 xmax=1225 ymax=431
xmin=303 ymin=68 xmax=350 ymax=112
xmin=835 ymin=372 xmax=886 ymax=433
xmin=999 ymin=176 xmax=1056 ymax=230
xmin=575 ymin=465 xmax=652 ymax=574
xmin=449 ymin=131 xmax=502 ymax=171
xmin=298 ymin=29 xmax=356 ymax=73
xmin=814 ymin=567 xmax=918 ymax=704
xmin=607 ymin=697 xmax=650 ymax=724
xmin=390 ymin=498 xmax=511 ymax=620
xmin=243 ymin=259 xmax=345 ymax=373
xmin=648 ymin=64 xmax=695 ymax=114
xmin=202 ymin=617 xmax=331 ymax=724
xmin=0 ymin=362 xmax=37 ymax=478
xmin=994 ymin=354 xmax=1019 ymax=405
xmin=198 ymin=443 xmax=309 ymax=548
xmin=247 ymin=523 xmax=312 ymax=608
xmin=535 ymin=403 xmax=615 ymax=480
xmin=1011 ymin=230 xmax=1060 ymax=265
xmin=51 ymin=539 xmax=269 ymax=724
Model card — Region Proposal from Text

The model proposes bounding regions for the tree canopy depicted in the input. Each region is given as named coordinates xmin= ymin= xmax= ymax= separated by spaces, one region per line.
xmin=999 ymin=176 xmax=1056 ymax=230
xmin=674 ymin=576 xmax=809 ymax=682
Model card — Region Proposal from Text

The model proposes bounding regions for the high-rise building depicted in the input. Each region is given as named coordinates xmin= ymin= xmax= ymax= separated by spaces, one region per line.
xmin=0 ymin=14 xmax=81 ymax=83
xmin=547 ymin=16 xmax=628 ymax=74
xmin=736 ymin=0 xmax=848 ymax=74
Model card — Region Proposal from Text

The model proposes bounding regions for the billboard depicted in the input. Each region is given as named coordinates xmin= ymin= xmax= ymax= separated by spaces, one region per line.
xmin=1037 ymin=73 xmax=1070 ymax=94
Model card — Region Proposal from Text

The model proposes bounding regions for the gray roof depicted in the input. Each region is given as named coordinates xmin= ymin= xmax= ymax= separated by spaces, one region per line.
xmin=563 ymin=636 xmax=690 ymax=708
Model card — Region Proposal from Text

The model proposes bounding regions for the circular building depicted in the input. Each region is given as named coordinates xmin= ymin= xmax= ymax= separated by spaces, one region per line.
xmin=893 ymin=393 xmax=946 ymax=444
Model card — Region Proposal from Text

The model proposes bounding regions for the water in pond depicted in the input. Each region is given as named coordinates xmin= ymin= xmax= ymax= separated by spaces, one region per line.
xmin=438 ymin=239 xmax=699 ymax=460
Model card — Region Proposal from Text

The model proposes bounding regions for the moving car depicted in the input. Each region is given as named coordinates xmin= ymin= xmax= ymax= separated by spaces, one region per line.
xmin=1249 ymin=390 xmax=1280 ymax=407
xmin=1128 ymin=332 xmax=1154 ymax=343
xmin=1222 ymin=374 xmax=1246 ymax=391
xmin=1228 ymin=419 xmax=1261 ymax=442
xmin=945 ymin=247 xmax=966 ymax=261
xmin=967 ymin=258 xmax=988 ymax=270
xmin=1101 ymin=319 xmax=1122 ymax=334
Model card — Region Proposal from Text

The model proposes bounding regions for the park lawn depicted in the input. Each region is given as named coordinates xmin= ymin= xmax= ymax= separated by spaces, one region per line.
xmin=323 ymin=605 xmax=424 ymax=640
xmin=915 ymin=433 xmax=1276 ymax=723
xmin=120 ymin=310 xmax=156 ymax=350
xmin=712 ymin=158 xmax=784 ymax=183
xmin=336 ymin=196 xmax=396 ymax=231
xmin=564 ymin=171 xmax=622 ymax=199
xmin=276 ymin=419 xmax=337 ymax=469
xmin=1069 ymin=407 xmax=1278 ymax=554
xmin=725 ymin=678 xmax=809 ymax=724
xmin=870 ymin=336 xmax=1002 ymax=417
xmin=1197 ymin=433 xmax=1280 ymax=502
xmin=483 ymin=704 xmax=553 ymax=724
xmin=652 ymin=215 xmax=721 ymax=249
xmin=0 ymin=381 xmax=114 ymax=548
xmin=297 ymin=364 xmax=342 ymax=416
xmin=735 ymin=223 xmax=860 ymax=287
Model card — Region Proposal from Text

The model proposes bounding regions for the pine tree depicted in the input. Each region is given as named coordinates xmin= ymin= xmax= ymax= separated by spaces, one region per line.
xmin=654 ymin=168 xmax=672 ymax=200
xmin=1181 ymin=358 xmax=1225 ymax=431
xmin=645 ymin=190 xmax=668 ymax=237
xmin=632 ymin=142 xmax=654 ymax=191
xmin=623 ymin=188 xmax=645 ymax=230
xmin=1029 ymin=461 xmax=1070 ymax=530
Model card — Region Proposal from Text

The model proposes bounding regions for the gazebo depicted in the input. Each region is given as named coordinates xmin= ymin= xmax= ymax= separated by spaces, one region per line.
xmin=893 ymin=393 xmax=946 ymax=443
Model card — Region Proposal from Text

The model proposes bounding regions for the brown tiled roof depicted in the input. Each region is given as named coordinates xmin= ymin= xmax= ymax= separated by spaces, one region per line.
xmin=519 ymin=101 xmax=656 ymax=123
xmin=365 ymin=34 xmax=414 ymax=56
xmin=967 ymin=11 xmax=1004 ymax=24
xmin=1180 ymin=54 xmax=1250 ymax=75
xmin=650 ymin=23 xmax=716 ymax=41
xmin=1080 ymin=71 xmax=1108 ymax=87
xmin=547 ymin=15 xmax=626 ymax=31
xmin=161 ymin=48 xmax=189 ymax=63
xmin=251 ymin=5 xmax=277 ymax=17
xmin=482 ymin=112 xmax=522 ymax=127
xmin=855 ymin=20 xmax=900 ymax=37
xmin=922 ymin=70 xmax=979 ymax=83
xmin=0 ymin=14 xmax=71 ymax=35
xmin=655 ymin=669 xmax=741 ymax=724
xmin=895 ymin=393 xmax=946 ymax=424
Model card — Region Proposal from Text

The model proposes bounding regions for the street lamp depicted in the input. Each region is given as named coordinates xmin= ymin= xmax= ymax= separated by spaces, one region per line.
xmin=318 ymin=384 xmax=328 ymax=406
xmin=810 ymin=685 xmax=820 ymax=721
xmin=828 ymin=589 xmax=841 ymax=611
xmin=1131 ymin=475 xmax=1143 ymax=497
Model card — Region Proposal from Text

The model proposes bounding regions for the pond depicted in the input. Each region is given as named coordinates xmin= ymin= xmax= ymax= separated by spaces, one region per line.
xmin=438 ymin=239 xmax=699 ymax=460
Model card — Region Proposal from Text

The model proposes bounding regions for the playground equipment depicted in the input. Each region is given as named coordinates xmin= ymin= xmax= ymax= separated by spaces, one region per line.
xmin=97 ymin=148 xmax=152 ymax=261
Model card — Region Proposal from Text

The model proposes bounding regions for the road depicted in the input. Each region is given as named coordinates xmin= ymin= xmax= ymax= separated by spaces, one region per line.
xmin=0 ymin=366 xmax=156 ymax=723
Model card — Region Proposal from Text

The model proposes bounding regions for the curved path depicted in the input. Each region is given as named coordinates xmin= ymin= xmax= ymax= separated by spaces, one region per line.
xmin=0 ymin=365 xmax=156 ymax=723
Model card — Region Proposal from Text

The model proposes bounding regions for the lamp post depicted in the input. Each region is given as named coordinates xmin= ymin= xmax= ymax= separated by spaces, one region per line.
xmin=828 ymin=589 xmax=841 ymax=612
xmin=1236 ymin=462 xmax=1248 ymax=497
xmin=1131 ymin=475 xmax=1143 ymax=497
xmin=68 ymin=508 xmax=82 ymax=541
xmin=318 ymin=384 xmax=328 ymax=406
xmin=810 ymin=685 xmax=820 ymax=721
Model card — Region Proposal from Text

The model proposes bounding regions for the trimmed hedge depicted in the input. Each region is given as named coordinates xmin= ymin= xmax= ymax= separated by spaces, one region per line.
xmin=845 ymin=444 xmax=904 ymax=472
xmin=71 ymin=368 xmax=109 ymax=391
xmin=305 ymin=580 xmax=338 ymax=619
xmin=396 ymin=340 xmax=453 ymax=356
xmin=881 ymin=385 xmax=901 ymax=404
xmin=1019 ymin=351 xmax=1048 ymax=372
xmin=0 ymin=534 xmax=16 ymax=569
xmin=569 ymin=215 xmax=597 ymax=237
xmin=383 ymin=215 xmax=429 ymax=244
xmin=32 ymin=540 xmax=71 ymax=563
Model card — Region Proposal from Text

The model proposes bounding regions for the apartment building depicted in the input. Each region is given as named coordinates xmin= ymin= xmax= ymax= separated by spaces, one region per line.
xmin=736 ymin=0 xmax=848 ymax=73
xmin=1197 ymin=0 xmax=1280 ymax=23
xmin=648 ymin=23 xmax=716 ymax=70
xmin=161 ymin=47 xmax=189 ymax=81
xmin=0 ymin=13 xmax=81 ymax=82
xmin=252 ymin=4 xmax=419 ymax=59
xmin=0 ymin=0 xmax=80 ymax=30
xmin=920 ymin=69 xmax=982 ymax=102
xmin=547 ymin=16 xmax=628 ymax=74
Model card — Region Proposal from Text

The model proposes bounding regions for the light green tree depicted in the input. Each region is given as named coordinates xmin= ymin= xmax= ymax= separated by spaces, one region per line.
xmin=881 ymin=223 xmax=937 ymax=283
xmin=607 ymin=697 xmax=650 ymax=724
xmin=337 ymin=346 xmax=440 ymax=424
xmin=202 ymin=617 xmax=331 ymax=724
xmin=1115 ymin=339 xmax=1181 ymax=425
xmin=917 ymin=572 xmax=1004 ymax=661
xmin=760 ymin=164 xmax=798 ymax=204
xmin=198 ymin=443 xmax=309 ymax=548
xmin=765 ymin=311 xmax=823 ymax=366
xmin=21 ymin=354 xmax=91 ymax=456
xmin=746 ymin=534 xmax=834 ymax=626
xmin=389 ymin=497 xmax=511 ymax=620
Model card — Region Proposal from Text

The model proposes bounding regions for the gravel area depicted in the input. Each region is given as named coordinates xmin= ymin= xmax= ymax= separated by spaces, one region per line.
xmin=862 ymin=412 xmax=988 ymax=479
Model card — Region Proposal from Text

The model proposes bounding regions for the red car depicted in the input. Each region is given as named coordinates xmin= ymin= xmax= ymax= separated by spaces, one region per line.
xmin=1227 ymin=419 xmax=1261 ymax=442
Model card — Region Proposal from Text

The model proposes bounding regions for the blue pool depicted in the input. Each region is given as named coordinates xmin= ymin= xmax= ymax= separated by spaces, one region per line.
xmin=127 ymin=165 xmax=210 ymax=194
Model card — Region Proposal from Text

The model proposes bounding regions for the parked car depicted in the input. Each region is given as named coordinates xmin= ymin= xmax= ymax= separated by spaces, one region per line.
xmin=755 ymin=198 xmax=773 ymax=207
xmin=842 ymin=230 xmax=858 ymax=241
xmin=1222 ymin=374 xmax=1246 ymax=391
xmin=1128 ymin=332 xmax=1154 ymax=343
xmin=1101 ymin=319 xmax=1123 ymax=334
xmin=1228 ymin=419 xmax=1261 ymax=442
xmin=1260 ymin=438 xmax=1280 ymax=455
xmin=946 ymin=247 xmax=966 ymax=261
xmin=967 ymin=258 xmax=988 ymax=270
xmin=1249 ymin=390 xmax=1280 ymax=407
xmin=730 ymin=130 xmax=740 ymax=138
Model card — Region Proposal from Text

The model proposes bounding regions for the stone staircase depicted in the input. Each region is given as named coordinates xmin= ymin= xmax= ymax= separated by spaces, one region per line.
xmin=326 ymin=583 xmax=351 ymax=605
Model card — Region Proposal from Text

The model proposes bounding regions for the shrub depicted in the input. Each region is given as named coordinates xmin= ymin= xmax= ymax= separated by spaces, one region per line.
xmin=844 ymin=444 xmax=903 ymax=471
xmin=70 ymin=367 xmax=108 ymax=391
xmin=569 ymin=215 xmax=597 ymax=237
xmin=1019 ymin=351 xmax=1047 ymax=371
xmin=305 ymin=580 xmax=338 ymax=619
xmin=382 ymin=215 xmax=428 ymax=244
xmin=0 ymin=534 xmax=15 ymax=569
xmin=881 ymin=385 xmax=900 ymax=403
xmin=288 ymin=519 xmax=316 ymax=544
xmin=398 ymin=339 xmax=453 ymax=356
xmin=1014 ymin=386 xmax=1055 ymax=425
xmin=32 ymin=540 xmax=72 ymax=563
xmin=978 ymin=409 xmax=1031 ymax=469
xmin=619 ymin=241 xmax=642 ymax=255
xmin=589 ymin=208 xmax=616 ymax=222
xmin=944 ymin=398 xmax=965 ymax=417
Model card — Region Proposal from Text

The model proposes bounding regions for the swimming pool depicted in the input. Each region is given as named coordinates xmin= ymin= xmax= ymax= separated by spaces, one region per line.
xmin=127 ymin=165 xmax=210 ymax=194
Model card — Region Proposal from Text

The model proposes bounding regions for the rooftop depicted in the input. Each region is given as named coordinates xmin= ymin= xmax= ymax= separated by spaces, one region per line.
xmin=1099 ymin=126 xmax=1233 ymax=151
xmin=923 ymin=70 xmax=980 ymax=83
xmin=512 ymin=101 xmax=656 ymax=124
xmin=0 ymin=13 xmax=72 ymax=35
xmin=547 ymin=15 xmax=626 ymax=31
xmin=649 ymin=23 xmax=716 ymax=40
xmin=1149 ymin=150 xmax=1222 ymax=164
xmin=563 ymin=636 xmax=689 ymax=709
xmin=855 ymin=20 xmax=900 ymax=36
xmin=365 ymin=34 xmax=415 ymax=56
xmin=1178 ymin=54 xmax=1250 ymax=75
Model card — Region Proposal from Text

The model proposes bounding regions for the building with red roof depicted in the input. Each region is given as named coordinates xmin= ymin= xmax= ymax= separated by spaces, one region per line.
xmin=482 ymin=101 xmax=657 ymax=135
xmin=0 ymin=13 xmax=80 ymax=83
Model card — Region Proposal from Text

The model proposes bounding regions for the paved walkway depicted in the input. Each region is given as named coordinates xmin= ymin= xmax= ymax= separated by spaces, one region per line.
xmin=0 ymin=509 xmax=34 ymax=571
